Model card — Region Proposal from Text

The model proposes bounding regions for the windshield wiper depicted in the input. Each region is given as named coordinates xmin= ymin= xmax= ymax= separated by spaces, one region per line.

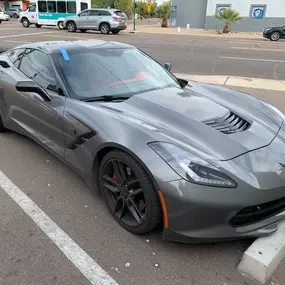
xmin=80 ymin=95 xmax=131 ymax=102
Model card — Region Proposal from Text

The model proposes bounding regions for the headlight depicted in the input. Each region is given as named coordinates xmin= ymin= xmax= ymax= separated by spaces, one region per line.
xmin=149 ymin=142 xmax=237 ymax=188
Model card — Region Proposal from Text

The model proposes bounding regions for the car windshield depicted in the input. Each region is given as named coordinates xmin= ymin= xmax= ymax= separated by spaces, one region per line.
xmin=53 ymin=47 xmax=181 ymax=100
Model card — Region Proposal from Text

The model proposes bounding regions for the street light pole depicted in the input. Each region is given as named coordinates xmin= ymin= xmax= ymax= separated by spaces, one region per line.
xmin=133 ymin=0 xmax=136 ymax=31
xmin=108 ymin=0 xmax=111 ymax=9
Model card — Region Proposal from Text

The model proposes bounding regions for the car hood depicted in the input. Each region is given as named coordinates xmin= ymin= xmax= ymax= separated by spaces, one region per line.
xmin=98 ymin=82 xmax=283 ymax=161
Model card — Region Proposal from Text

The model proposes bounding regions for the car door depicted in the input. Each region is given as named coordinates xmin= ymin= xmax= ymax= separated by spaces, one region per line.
xmin=88 ymin=10 xmax=100 ymax=29
xmin=27 ymin=4 xmax=37 ymax=24
xmin=76 ymin=9 xmax=91 ymax=28
xmin=4 ymin=48 xmax=66 ymax=158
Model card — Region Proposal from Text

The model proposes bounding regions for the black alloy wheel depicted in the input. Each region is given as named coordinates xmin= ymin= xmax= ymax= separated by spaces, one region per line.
xmin=0 ymin=111 xmax=5 ymax=132
xmin=100 ymin=150 xmax=161 ymax=234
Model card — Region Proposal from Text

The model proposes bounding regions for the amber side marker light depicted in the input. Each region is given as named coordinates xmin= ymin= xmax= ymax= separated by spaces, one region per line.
xmin=157 ymin=191 xmax=169 ymax=229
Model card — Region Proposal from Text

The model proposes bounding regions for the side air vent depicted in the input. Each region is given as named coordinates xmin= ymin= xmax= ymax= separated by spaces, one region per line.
xmin=67 ymin=131 xmax=96 ymax=150
xmin=0 ymin=61 xmax=10 ymax=68
xmin=203 ymin=112 xmax=250 ymax=134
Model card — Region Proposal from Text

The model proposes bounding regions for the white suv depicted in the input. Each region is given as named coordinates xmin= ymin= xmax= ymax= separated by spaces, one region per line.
xmin=64 ymin=8 xmax=127 ymax=34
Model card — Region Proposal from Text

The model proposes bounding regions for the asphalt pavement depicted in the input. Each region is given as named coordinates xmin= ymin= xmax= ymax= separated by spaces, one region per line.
xmin=1 ymin=21 xmax=285 ymax=80
xmin=0 ymin=21 xmax=285 ymax=285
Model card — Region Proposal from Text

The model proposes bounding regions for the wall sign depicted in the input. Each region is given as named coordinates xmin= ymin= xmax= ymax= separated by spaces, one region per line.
xmin=250 ymin=5 xmax=266 ymax=19
xmin=216 ymin=4 xmax=231 ymax=18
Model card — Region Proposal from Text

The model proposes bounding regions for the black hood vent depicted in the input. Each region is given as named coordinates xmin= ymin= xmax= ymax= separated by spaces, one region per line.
xmin=203 ymin=112 xmax=250 ymax=134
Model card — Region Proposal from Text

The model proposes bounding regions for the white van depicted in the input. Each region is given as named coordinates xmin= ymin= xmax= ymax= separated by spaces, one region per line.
xmin=19 ymin=0 xmax=90 ymax=29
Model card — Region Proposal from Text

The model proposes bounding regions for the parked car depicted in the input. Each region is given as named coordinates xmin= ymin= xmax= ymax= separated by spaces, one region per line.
xmin=64 ymin=8 xmax=127 ymax=34
xmin=263 ymin=26 xmax=285 ymax=41
xmin=0 ymin=10 xmax=10 ymax=23
xmin=1 ymin=40 xmax=285 ymax=243
xmin=5 ymin=7 xmax=22 ymax=18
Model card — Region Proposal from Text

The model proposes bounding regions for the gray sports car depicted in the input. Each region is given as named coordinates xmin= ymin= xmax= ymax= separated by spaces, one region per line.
xmin=1 ymin=40 xmax=285 ymax=243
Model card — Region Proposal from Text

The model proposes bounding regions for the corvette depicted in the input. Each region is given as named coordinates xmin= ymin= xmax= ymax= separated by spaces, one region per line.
xmin=1 ymin=40 xmax=285 ymax=243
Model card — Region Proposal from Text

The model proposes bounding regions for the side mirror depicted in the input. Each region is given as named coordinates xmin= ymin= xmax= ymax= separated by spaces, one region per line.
xmin=16 ymin=81 xmax=51 ymax=101
xmin=177 ymin=78 xmax=189 ymax=88
xmin=164 ymin=62 xmax=172 ymax=72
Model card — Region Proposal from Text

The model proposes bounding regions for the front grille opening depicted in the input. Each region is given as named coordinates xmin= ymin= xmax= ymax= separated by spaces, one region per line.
xmin=203 ymin=112 xmax=250 ymax=134
xmin=229 ymin=197 xmax=285 ymax=227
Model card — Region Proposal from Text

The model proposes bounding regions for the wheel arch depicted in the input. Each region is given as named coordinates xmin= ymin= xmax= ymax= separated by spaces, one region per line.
xmin=99 ymin=21 xmax=110 ymax=28
xmin=92 ymin=142 xmax=159 ymax=191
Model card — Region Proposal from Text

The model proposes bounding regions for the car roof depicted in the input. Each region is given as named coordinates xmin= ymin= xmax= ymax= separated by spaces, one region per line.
xmin=11 ymin=40 xmax=134 ymax=54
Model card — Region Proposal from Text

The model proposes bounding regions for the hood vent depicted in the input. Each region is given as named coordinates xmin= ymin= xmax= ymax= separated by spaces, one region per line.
xmin=203 ymin=111 xmax=250 ymax=134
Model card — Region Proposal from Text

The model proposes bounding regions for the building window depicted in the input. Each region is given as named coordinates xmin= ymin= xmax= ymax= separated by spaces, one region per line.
xmin=80 ymin=2 xmax=88 ymax=11
xmin=216 ymin=4 xmax=231 ymax=18
xmin=67 ymin=1 xmax=76 ymax=13
xmin=250 ymin=5 xmax=266 ymax=19
xmin=38 ymin=1 xmax=47 ymax=12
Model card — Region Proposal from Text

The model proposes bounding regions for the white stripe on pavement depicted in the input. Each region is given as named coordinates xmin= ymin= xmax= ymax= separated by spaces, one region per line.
xmin=0 ymin=31 xmax=56 ymax=39
xmin=0 ymin=170 xmax=119 ymax=285
xmin=220 ymin=56 xmax=285 ymax=63
xmin=4 ymin=40 xmax=32 ymax=44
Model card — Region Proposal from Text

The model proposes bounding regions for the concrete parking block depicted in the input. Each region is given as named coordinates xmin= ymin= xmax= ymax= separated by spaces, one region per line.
xmin=238 ymin=219 xmax=285 ymax=285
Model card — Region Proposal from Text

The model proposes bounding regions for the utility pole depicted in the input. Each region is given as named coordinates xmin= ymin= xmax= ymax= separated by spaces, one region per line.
xmin=133 ymin=0 xmax=136 ymax=31
xmin=108 ymin=0 xmax=111 ymax=9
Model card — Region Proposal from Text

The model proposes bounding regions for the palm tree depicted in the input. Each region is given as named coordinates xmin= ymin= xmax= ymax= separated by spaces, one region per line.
xmin=215 ymin=8 xmax=242 ymax=33
xmin=156 ymin=1 xmax=173 ymax=28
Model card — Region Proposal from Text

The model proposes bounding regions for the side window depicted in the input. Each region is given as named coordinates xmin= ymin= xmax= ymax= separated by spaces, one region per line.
xmin=67 ymin=1 xmax=76 ymax=13
xmin=20 ymin=49 xmax=57 ymax=93
xmin=57 ymin=1 xmax=66 ymax=13
xmin=47 ymin=1 xmax=56 ymax=12
xmin=89 ymin=10 xmax=100 ymax=16
xmin=38 ymin=1 xmax=47 ymax=12
xmin=29 ymin=5 xmax=36 ymax=12
xmin=8 ymin=48 xmax=25 ymax=68
xmin=80 ymin=2 xmax=88 ymax=11
xmin=99 ymin=10 xmax=111 ymax=16
xmin=79 ymin=10 xmax=90 ymax=17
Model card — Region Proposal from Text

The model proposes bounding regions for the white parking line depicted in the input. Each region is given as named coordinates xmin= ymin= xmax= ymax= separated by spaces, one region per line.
xmin=0 ymin=170 xmax=119 ymax=285
xmin=0 ymin=31 xmax=56 ymax=39
xmin=4 ymin=40 xmax=32 ymax=44
xmin=220 ymin=56 xmax=285 ymax=63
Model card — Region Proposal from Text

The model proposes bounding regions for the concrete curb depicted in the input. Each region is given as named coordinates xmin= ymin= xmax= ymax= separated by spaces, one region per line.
xmin=174 ymin=73 xmax=285 ymax=92
xmin=238 ymin=219 xmax=285 ymax=284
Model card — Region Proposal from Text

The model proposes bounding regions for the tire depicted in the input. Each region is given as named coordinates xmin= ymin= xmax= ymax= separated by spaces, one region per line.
xmin=99 ymin=150 xmax=162 ymax=235
xmin=21 ymin=17 xmax=30 ymax=28
xmin=35 ymin=24 xmax=42 ymax=28
xmin=57 ymin=21 xmax=64 ymax=30
xmin=112 ymin=30 xmax=120 ymax=35
xmin=100 ymin=23 xmax=110 ymax=34
xmin=0 ymin=112 xmax=5 ymax=133
xmin=13 ymin=13 xmax=18 ymax=18
xmin=270 ymin=31 xmax=281 ymax=41
xmin=0 ymin=21 xmax=2 ymax=24
xmin=80 ymin=29 xmax=87 ymax=33
xmin=67 ymin=21 xmax=76 ymax=32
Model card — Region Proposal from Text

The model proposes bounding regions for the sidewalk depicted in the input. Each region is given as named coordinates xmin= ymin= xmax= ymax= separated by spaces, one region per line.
xmin=127 ymin=24 xmax=262 ymax=39
xmin=174 ymin=73 xmax=285 ymax=92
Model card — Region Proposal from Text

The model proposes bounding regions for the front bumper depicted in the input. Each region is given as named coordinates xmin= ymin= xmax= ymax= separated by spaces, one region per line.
xmin=263 ymin=31 xmax=271 ymax=38
xmin=159 ymin=128 xmax=285 ymax=243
